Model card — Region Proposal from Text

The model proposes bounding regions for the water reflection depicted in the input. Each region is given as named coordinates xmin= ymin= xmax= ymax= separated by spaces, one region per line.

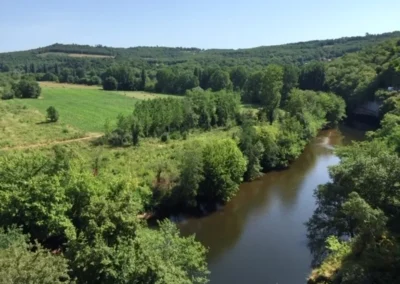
xmin=177 ymin=127 xmax=364 ymax=284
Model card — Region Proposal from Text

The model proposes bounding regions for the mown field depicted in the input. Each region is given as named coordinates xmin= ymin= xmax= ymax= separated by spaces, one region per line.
xmin=1 ymin=82 xmax=192 ymax=148
xmin=38 ymin=52 xmax=115 ymax=58
xmin=8 ymin=84 xmax=138 ymax=132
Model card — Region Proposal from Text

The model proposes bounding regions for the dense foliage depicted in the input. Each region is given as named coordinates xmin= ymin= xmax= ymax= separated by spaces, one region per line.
xmin=105 ymin=85 xmax=345 ymax=214
xmin=0 ymin=228 xmax=72 ymax=284
xmin=1 ymin=32 xmax=399 ymax=98
xmin=3 ymin=31 xmax=396 ymax=283
xmin=0 ymin=148 xmax=209 ymax=283
xmin=307 ymin=78 xmax=400 ymax=283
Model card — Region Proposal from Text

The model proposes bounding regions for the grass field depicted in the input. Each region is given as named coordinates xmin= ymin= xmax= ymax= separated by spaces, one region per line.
xmin=39 ymin=82 xmax=182 ymax=100
xmin=0 ymin=102 xmax=84 ymax=148
xmin=10 ymin=85 xmax=138 ymax=132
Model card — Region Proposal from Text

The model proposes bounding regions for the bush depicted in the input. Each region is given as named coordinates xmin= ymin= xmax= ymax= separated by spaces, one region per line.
xmin=1 ymin=90 xmax=14 ymax=100
xmin=170 ymin=132 xmax=181 ymax=140
xmin=103 ymin=76 xmax=118 ymax=90
xmin=13 ymin=79 xmax=41 ymax=98
xmin=46 ymin=106 xmax=59 ymax=122
xmin=90 ymin=76 xmax=102 ymax=85
xmin=41 ymin=73 xmax=59 ymax=82
xmin=160 ymin=132 xmax=169 ymax=143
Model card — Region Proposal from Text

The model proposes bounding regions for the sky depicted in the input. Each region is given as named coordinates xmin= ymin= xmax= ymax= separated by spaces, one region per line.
xmin=0 ymin=0 xmax=399 ymax=52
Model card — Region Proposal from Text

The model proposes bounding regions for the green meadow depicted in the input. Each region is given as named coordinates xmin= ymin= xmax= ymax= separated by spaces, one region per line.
xmin=11 ymin=87 xmax=137 ymax=132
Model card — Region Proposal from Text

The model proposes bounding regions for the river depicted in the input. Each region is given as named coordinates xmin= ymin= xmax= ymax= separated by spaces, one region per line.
xmin=177 ymin=126 xmax=365 ymax=284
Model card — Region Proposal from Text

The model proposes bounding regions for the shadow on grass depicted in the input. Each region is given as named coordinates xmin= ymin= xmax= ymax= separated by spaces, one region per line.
xmin=36 ymin=120 xmax=53 ymax=125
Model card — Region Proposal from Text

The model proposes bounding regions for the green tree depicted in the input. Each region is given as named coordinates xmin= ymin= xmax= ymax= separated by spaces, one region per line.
xmin=199 ymin=139 xmax=247 ymax=203
xmin=208 ymin=69 xmax=232 ymax=91
xmin=13 ymin=79 xmax=41 ymax=98
xmin=0 ymin=228 xmax=72 ymax=284
xmin=239 ymin=122 xmax=264 ymax=181
xmin=230 ymin=66 xmax=248 ymax=91
xmin=140 ymin=69 xmax=146 ymax=91
xmin=281 ymin=64 xmax=299 ymax=106
xmin=177 ymin=145 xmax=204 ymax=209
xmin=47 ymin=106 xmax=59 ymax=122
xmin=103 ymin=76 xmax=118 ymax=90
xmin=260 ymin=65 xmax=284 ymax=123
xmin=89 ymin=75 xmax=102 ymax=85
xmin=299 ymin=62 xmax=326 ymax=91
xmin=242 ymin=71 xmax=264 ymax=103
xmin=30 ymin=63 xmax=36 ymax=73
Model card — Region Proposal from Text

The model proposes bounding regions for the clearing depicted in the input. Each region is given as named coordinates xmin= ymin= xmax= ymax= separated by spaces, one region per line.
xmin=38 ymin=52 xmax=115 ymax=59
xmin=0 ymin=83 xmax=182 ymax=148
xmin=0 ymin=102 xmax=84 ymax=148
xmin=10 ymin=85 xmax=137 ymax=132
xmin=39 ymin=81 xmax=181 ymax=100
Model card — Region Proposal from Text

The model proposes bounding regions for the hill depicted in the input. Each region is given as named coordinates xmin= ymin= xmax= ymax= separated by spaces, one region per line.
xmin=1 ymin=31 xmax=399 ymax=73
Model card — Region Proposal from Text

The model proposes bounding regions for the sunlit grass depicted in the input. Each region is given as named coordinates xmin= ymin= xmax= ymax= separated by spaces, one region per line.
xmin=9 ymin=87 xmax=137 ymax=132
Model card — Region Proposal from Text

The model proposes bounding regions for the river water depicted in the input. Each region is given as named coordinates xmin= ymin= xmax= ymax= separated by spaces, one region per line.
xmin=177 ymin=126 xmax=365 ymax=284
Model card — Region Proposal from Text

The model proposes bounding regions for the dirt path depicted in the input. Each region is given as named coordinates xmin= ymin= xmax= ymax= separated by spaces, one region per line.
xmin=0 ymin=133 xmax=103 ymax=151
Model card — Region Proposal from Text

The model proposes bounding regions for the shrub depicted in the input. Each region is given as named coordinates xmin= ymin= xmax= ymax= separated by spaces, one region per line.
xmin=103 ymin=76 xmax=118 ymax=90
xmin=160 ymin=132 xmax=169 ymax=143
xmin=170 ymin=132 xmax=181 ymax=140
xmin=13 ymin=79 xmax=41 ymax=98
xmin=46 ymin=106 xmax=59 ymax=122
xmin=1 ymin=90 xmax=14 ymax=100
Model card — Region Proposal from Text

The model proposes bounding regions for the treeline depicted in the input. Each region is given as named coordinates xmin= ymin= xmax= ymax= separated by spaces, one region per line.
xmin=107 ymin=88 xmax=240 ymax=146
xmin=1 ymin=32 xmax=399 ymax=73
xmin=106 ymin=88 xmax=345 ymax=214
xmin=307 ymin=84 xmax=400 ymax=283
xmin=1 ymin=36 xmax=399 ymax=113
xmin=0 ymin=147 xmax=209 ymax=283
xmin=0 ymin=73 xmax=41 ymax=100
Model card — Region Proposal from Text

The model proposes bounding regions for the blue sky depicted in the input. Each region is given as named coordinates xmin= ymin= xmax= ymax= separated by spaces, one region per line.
xmin=1 ymin=0 xmax=399 ymax=52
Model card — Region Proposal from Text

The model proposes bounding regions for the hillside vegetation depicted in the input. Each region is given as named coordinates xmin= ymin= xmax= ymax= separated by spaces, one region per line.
xmin=1 ymin=31 xmax=400 ymax=283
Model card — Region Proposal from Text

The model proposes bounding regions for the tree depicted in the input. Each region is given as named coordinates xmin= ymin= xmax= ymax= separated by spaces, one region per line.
xmin=299 ymin=62 xmax=326 ymax=91
xmin=132 ymin=220 xmax=209 ymax=284
xmin=208 ymin=69 xmax=232 ymax=91
xmin=47 ymin=106 xmax=59 ymax=122
xmin=242 ymin=71 xmax=264 ymax=103
xmin=155 ymin=68 xmax=176 ymax=93
xmin=75 ymin=68 xmax=85 ymax=79
xmin=30 ymin=63 xmax=36 ymax=73
xmin=42 ymin=72 xmax=59 ymax=82
xmin=69 ymin=221 xmax=209 ymax=284
xmin=0 ymin=149 xmax=210 ymax=284
xmin=140 ymin=69 xmax=146 ymax=91
xmin=0 ymin=228 xmax=72 ymax=284
xmin=13 ymin=79 xmax=41 ymax=98
xmin=89 ymin=75 xmax=101 ymax=85
xmin=177 ymin=145 xmax=204 ymax=208
xmin=199 ymin=139 xmax=247 ymax=203
xmin=260 ymin=65 xmax=284 ymax=123
xmin=175 ymin=72 xmax=199 ymax=94
xmin=239 ymin=122 xmax=264 ymax=181
xmin=230 ymin=66 xmax=248 ymax=91
xmin=102 ymin=76 xmax=118 ymax=90
xmin=130 ymin=116 xmax=141 ymax=146
xmin=55 ymin=64 xmax=60 ymax=75
xmin=281 ymin=64 xmax=299 ymax=106
xmin=306 ymin=140 xmax=400 ymax=266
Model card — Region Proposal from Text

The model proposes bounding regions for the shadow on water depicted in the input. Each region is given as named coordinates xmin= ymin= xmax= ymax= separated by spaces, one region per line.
xmin=177 ymin=126 xmax=364 ymax=284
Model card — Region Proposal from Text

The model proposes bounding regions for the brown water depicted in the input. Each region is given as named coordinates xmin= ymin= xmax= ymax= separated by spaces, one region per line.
xmin=177 ymin=126 xmax=364 ymax=284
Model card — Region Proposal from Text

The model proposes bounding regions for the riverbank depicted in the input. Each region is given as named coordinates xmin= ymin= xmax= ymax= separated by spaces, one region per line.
xmin=177 ymin=127 xmax=364 ymax=283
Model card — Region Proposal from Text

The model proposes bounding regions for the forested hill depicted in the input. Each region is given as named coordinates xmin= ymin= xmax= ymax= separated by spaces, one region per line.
xmin=1 ymin=31 xmax=399 ymax=71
